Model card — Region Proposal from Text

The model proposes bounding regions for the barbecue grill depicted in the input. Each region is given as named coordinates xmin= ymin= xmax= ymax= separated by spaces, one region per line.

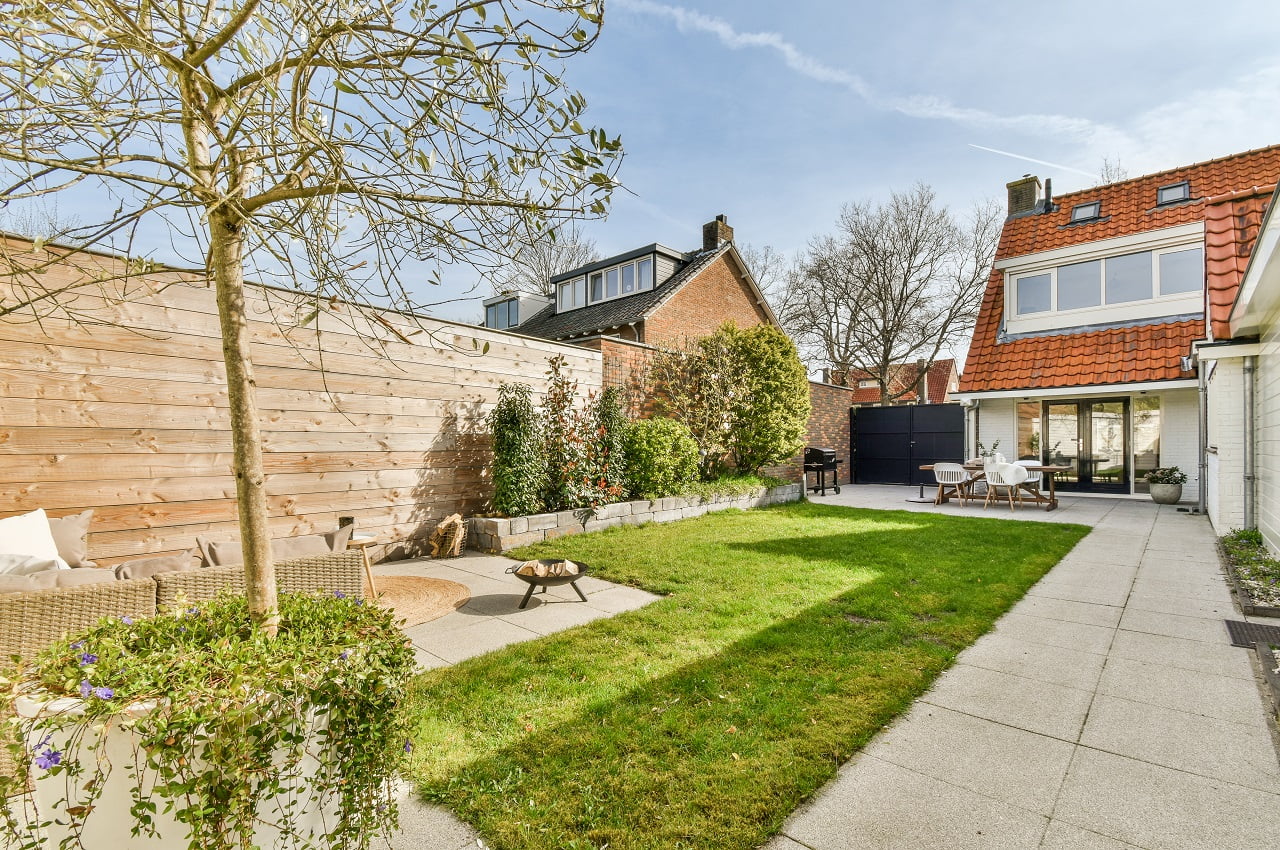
xmin=804 ymin=447 xmax=842 ymax=496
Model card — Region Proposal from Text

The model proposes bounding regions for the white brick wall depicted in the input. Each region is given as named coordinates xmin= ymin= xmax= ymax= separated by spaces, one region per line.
xmin=1159 ymin=388 xmax=1201 ymax=505
xmin=974 ymin=398 xmax=1016 ymax=459
xmin=1207 ymin=359 xmax=1246 ymax=532
xmin=1258 ymin=318 xmax=1280 ymax=554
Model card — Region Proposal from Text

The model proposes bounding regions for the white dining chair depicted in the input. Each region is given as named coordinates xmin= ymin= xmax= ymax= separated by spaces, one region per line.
xmin=984 ymin=462 xmax=1029 ymax=511
xmin=1016 ymin=459 xmax=1043 ymax=494
xmin=932 ymin=462 xmax=974 ymax=506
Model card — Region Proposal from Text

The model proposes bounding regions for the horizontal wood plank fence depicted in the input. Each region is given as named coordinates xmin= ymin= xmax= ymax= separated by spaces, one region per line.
xmin=0 ymin=239 xmax=600 ymax=565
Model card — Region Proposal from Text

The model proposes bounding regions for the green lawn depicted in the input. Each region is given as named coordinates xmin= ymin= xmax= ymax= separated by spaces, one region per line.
xmin=405 ymin=502 xmax=1089 ymax=849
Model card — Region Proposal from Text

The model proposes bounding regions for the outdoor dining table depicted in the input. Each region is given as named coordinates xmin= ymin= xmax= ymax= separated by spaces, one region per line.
xmin=918 ymin=461 xmax=1072 ymax=511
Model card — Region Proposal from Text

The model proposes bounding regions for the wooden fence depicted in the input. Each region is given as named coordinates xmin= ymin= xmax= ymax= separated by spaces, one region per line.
xmin=0 ymin=239 xmax=600 ymax=565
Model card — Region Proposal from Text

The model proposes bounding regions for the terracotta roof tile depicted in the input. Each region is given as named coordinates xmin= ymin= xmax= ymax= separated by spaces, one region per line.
xmin=838 ymin=359 xmax=956 ymax=404
xmin=961 ymin=144 xmax=1280 ymax=394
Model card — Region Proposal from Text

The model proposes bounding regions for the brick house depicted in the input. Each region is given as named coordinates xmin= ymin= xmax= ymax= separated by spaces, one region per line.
xmin=826 ymin=359 xmax=959 ymax=406
xmin=954 ymin=144 xmax=1280 ymax=503
xmin=489 ymin=216 xmax=858 ymax=481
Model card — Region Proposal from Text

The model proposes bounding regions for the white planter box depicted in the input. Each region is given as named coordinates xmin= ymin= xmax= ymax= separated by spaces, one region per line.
xmin=15 ymin=694 xmax=338 ymax=849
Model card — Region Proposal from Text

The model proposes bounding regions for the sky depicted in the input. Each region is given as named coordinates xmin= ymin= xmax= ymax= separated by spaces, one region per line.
xmin=9 ymin=1 xmax=1280 ymax=330
xmin=457 ymin=0 xmax=1280 ymax=322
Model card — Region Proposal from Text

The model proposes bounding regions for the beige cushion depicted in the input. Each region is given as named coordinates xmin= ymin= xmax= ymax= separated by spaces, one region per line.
xmin=114 ymin=550 xmax=199 ymax=580
xmin=48 ymin=510 xmax=96 ymax=568
xmin=0 ymin=574 xmax=38 ymax=594
xmin=0 ymin=553 xmax=63 ymax=577
xmin=28 ymin=568 xmax=117 ymax=591
xmin=0 ymin=509 xmax=70 ymax=571
xmin=197 ymin=531 xmax=350 ymax=567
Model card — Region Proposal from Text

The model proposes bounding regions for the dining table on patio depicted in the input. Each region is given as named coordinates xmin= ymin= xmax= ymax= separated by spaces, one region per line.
xmin=918 ymin=461 xmax=1072 ymax=511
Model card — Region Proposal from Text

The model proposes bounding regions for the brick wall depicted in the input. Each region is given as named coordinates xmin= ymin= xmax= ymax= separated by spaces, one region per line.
xmin=643 ymin=252 xmax=770 ymax=346
xmin=576 ymin=335 xmax=657 ymax=415
xmin=777 ymin=381 xmax=857 ymax=486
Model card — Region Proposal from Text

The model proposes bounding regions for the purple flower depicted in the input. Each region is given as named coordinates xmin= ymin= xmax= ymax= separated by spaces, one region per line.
xmin=70 ymin=641 xmax=84 ymax=651
xmin=79 ymin=652 xmax=98 ymax=666
xmin=79 ymin=680 xmax=92 ymax=699
xmin=356 ymin=599 xmax=364 ymax=607
xmin=120 ymin=616 xmax=133 ymax=625
xmin=188 ymin=607 xmax=199 ymax=615
xmin=333 ymin=591 xmax=347 ymax=599
xmin=403 ymin=739 xmax=413 ymax=754
xmin=339 ymin=651 xmax=350 ymax=661
xmin=34 ymin=748 xmax=61 ymax=770
xmin=92 ymin=686 xmax=114 ymax=700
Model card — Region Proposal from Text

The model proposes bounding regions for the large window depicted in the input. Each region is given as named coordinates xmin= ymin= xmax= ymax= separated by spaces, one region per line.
xmin=1133 ymin=396 xmax=1161 ymax=494
xmin=485 ymin=299 xmax=518 ymax=329
xmin=585 ymin=256 xmax=654 ymax=306
xmin=1017 ymin=402 xmax=1041 ymax=461
xmin=1013 ymin=245 xmax=1203 ymax=316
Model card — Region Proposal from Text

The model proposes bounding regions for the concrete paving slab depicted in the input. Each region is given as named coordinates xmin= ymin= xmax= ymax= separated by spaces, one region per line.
xmin=783 ymin=755 xmax=1049 ymax=850
xmin=1008 ymin=595 xmax=1123 ymax=629
xmin=576 ymin=584 xmax=661 ymax=614
xmin=1038 ymin=820 xmax=1140 ymax=849
xmin=1107 ymin=628 xmax=1257 ymax=680
xmin=990 ymin=612 xmax=1116 ymax=655
xmin=498 ymin=598 xmax=615 ymax=635
xmin=1079 ymin=694 xmax=1280 ymax=794
xmin=759 ymin=836 xmax=810 ymax=850
xmin=1026 ymin=580 xmax=1133 ymax=607
xmin=862 ymin=703 xmax=1075 ymax=815
xmin=1096 ymin=656 xmax=1266 ymax=726
xmin=1128 ymin=576 xmax=1233 ymax=603
xmin=1123 ymin=591 xmax=1234 ymax=619
xmin=1053 ymin=747 xmax=1280 ymax=850
xmin=957 ymin=633 xmax=1108 ymax=691
xmin=920 ymin=664 xmax=1094 ymax=740
xmin=390 ymin=793 xmax=481 ymax=850
xmin=409 ymin=616 xmax=541 ymax=664
xmin=1117 ymin=607 xmax=1230 ymax=643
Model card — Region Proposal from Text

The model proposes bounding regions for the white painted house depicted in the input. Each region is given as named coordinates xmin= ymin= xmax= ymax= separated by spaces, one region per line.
xmin=955 ymin=145 xmax=1280 ymax=505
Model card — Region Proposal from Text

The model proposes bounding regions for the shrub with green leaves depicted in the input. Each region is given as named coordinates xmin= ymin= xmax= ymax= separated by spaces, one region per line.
xmin=488 ymin=382 xmax=546 ymax=517
xmin=0 ymin=592 xmax=416 ymax=850
xmin=623 ymin=417 xmax=700 ymax=498
xmin=721 ymin=323 xmax=810 ymax=473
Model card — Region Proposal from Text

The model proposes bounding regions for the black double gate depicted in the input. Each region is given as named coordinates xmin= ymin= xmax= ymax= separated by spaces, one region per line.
xmin=851 ymin=404 xmax=965 ymax=486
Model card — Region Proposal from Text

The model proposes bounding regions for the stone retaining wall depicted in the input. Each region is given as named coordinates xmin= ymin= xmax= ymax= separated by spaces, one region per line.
xmin=468 ymin=483 xmax=804 ymax=553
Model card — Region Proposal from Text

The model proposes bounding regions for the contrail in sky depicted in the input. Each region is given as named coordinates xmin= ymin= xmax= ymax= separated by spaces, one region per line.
xmin=966 ymin=145 xmax=1098 ymax=179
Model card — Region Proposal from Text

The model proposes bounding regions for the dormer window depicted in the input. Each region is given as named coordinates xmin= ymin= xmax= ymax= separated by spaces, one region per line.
xmin=1070 ymin=202 xmax=1102 ymax=223
xmin=1157 ymin=181 xmax=1191 ymax=205
xmin=586 ymin=256 xmax=654 ymax=305
xmin=485 ymin=298 xmax=518 ymax=330
xmin=557 ymin=276 xmax=587 ymax=312
xmin=858 ymin=379 xmax=877 ymax=389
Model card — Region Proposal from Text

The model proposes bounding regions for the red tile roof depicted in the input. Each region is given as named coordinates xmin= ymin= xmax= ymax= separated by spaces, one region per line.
xmin=960 ymin=145 xmax=1280 ymax=394
xmin=1205 ymin=187 xmax=1273 ymax=339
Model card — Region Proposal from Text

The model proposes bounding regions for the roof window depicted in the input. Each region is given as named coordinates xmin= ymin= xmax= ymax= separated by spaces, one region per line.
xmin=1069 ymin=201 xmax=1102 ymax=223
xmin=1156 ymin=181 xmax=1191 ymax=205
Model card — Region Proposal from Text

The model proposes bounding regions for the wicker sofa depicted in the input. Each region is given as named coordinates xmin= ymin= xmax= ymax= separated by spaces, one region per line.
xmin=0 ymin=551 xmax=366 ymax=662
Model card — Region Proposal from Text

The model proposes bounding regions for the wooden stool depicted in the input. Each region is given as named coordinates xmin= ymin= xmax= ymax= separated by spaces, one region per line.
xmin=347 ymin=535 xmax=379 ymax=597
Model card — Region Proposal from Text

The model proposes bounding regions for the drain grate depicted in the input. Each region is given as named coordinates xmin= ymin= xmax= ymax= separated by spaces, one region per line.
xmin=1224 ymin=619 xmax=1280 ymax=648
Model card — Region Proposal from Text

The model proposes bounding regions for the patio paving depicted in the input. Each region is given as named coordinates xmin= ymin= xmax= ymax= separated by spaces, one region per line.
xmin=382 ymin=551 xmax=661 ymax=849
xmin=765 ymin=485 xmax=1280 ymax=849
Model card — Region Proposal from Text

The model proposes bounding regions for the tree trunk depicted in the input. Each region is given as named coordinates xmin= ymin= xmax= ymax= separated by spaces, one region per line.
xmin=209 ymin=210 xmax=278 ymax=634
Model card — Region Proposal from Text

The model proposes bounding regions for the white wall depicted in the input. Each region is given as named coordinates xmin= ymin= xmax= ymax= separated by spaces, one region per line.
xmin=1160 ymin=388 xmax=1201 ymax=504
xmin=1258 ymin=318 xmax=1280 ymax=553
xmin=1207 ymin=360 xmax=1246 ymax=531
xmin=974 ymin=398 xmax=1016 ymax=459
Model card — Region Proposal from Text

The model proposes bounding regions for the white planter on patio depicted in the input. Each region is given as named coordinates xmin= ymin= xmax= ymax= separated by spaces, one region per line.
xmin=14 ymin=693 xmax=336 ymax=849
xmin=1149 ymin=482 xmax=1183 ymax=504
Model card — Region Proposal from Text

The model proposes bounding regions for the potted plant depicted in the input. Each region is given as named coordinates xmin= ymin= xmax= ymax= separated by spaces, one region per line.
xmin=1145 ymin=466 xmax=1189 ymax=504
xmin=0 ymin=592 xmax=415 ymax=850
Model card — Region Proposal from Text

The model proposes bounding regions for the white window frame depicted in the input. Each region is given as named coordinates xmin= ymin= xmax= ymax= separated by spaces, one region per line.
xmin=585 ymin=256 xmax=655 ymax=306
xmin=486 ymin=299 xmax=517 ymax=329
xmin=557 ymin=276 xmax=587 ymax=312
xmin=1011 ymin=245 xmax=1202 ymax=316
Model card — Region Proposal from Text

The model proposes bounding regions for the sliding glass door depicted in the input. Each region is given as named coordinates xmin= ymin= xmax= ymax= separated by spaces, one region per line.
xmin=1042 ymin=399 xmax=1129 ymax=493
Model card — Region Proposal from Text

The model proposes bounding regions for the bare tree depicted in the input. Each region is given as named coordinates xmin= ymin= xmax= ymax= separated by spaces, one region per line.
xmin=784 ymin=185 xmax=1000 ymax=404
xmin=0 ymin=0 xmax=620 ymax=631
xmin=495 ymin=220 xmax=600 ymax=296
xmin=737 ymin=242 xmax=802 ymax=320
xmin=1098 ymin=157 xmax=1130 ymax=184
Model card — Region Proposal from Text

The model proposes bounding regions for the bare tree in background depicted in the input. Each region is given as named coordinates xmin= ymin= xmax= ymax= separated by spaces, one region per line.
xmin=0 ymin=0 xmax=620 ymax=631
xmin=495 ymin=220 xmax=600 ymax=296
xmin=737 ymin=242 xmax=802 ymax=321
xmin=784 ymin=185 xmax=1000 ymax=404
xmin=1098 ymin=157 xmax=1130 ymax=184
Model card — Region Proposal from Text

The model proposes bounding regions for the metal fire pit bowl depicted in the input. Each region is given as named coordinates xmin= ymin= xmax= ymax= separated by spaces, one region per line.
xmin=505 ymin=559 xmax=590 ymax=609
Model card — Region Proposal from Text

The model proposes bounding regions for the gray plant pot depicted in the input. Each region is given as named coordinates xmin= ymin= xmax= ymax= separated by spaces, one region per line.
xmin=1149 ymin=482 xmax=1183 ymax=504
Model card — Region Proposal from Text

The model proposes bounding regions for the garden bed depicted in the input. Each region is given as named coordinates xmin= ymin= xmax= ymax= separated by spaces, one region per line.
xmin=1220 ymin=529 xmax=1280 ymax=618
xmin=1256 ymin=643 xmax=1280 ymax=720
xmin=469 ymin=483 xmax=803 ymax=553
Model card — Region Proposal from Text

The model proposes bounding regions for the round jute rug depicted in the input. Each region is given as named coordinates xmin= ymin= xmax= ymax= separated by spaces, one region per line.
xmin=372 ymin=576 xmax=471 ymax=628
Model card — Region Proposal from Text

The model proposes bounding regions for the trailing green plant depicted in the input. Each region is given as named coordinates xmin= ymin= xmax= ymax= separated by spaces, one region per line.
xmin=488 ymin=382 xmax=546 ymax=517
xmin=720 ymin=323 xmax=810 ymax=473
xmin=623 ymin=417 xmax=700 ymax=498
xmin=540 ymin=355 xmax=625 ymax=512
xmin=1145 ymin=466 xmax=1188 ymax=485
xmin=0 ymin=592 xmax=416 ymax=850
xmin=589 ymin=386 xmax=630 ymax=498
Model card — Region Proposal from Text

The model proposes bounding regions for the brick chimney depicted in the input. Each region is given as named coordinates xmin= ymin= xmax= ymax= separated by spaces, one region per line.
xmin=1006 ymin=175 xmax=1042 ymax=217
xmin=703 ymin=214 xmax=733 ymax=251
